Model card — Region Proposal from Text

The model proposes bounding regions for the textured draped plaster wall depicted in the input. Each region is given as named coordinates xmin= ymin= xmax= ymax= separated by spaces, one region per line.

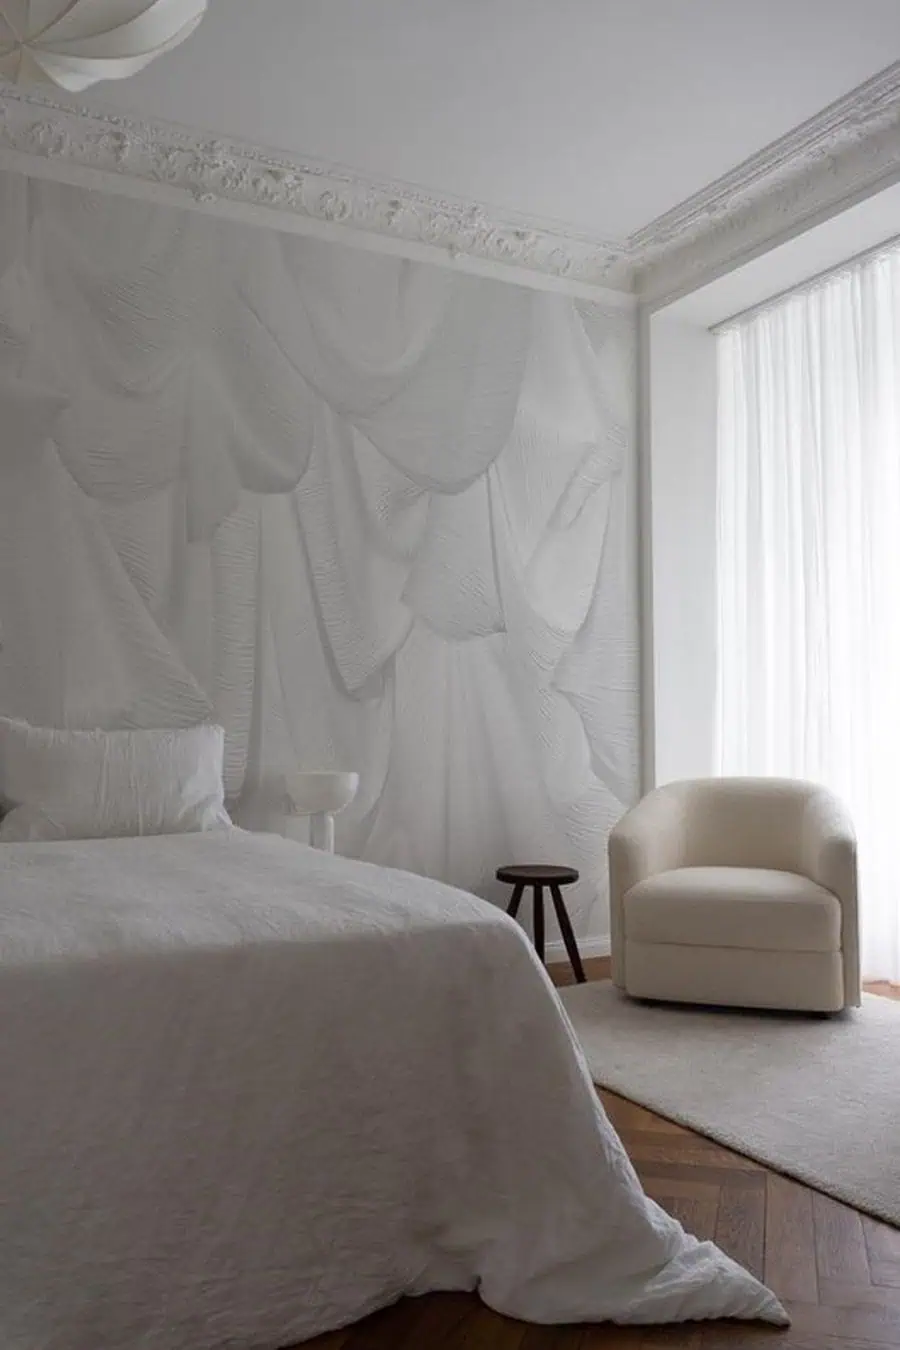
xmin=0 ymin=170 xmax=638 ymax=944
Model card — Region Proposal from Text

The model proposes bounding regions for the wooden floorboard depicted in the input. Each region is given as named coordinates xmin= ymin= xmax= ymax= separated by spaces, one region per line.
xmin=302 ymin=960 xmax=900 ymax=1350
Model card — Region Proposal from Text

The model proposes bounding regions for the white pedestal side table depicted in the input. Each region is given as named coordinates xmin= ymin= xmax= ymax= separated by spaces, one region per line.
xmin=283 ymin=771 xmax=359 ymax=853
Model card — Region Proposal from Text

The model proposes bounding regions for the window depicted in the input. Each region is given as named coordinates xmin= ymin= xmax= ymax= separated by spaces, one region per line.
xmin=716 ymin=246 xmax=900 ymax=981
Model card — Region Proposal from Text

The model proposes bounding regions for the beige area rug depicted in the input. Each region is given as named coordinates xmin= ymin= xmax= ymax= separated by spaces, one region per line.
xmin=558 ymin=981 xmax=900 ymax=1226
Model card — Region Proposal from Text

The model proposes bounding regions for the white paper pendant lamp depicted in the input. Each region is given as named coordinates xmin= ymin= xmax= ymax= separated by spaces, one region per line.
xmin=0 ymin=0 xmax=207 ymax=92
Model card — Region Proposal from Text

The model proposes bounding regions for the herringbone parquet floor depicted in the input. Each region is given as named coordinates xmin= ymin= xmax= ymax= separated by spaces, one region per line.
xmin=303 ymin=959 xmax=900 ymax=1350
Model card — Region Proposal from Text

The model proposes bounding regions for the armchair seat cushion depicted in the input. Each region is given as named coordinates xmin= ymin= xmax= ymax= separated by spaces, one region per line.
xmin=625 ymin=866 xmax=841 ymax=953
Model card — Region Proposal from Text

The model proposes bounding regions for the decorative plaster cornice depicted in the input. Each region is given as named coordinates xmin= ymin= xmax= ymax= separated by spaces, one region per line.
xmin=2 ymin=62 xmax=900 ymax=303
xmin=0 ymin=81 xmax=630 ymax=291
xmin=633 ymin=61 xmax=900 ymax=304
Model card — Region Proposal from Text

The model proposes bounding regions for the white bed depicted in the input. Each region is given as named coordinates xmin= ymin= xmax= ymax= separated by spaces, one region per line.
xmin=0 ymin=828 xmax=786 ymax=1348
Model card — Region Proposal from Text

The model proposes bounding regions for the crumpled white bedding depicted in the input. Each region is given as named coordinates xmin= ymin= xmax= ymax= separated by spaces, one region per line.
xmin=0 ymin=829 xmax=787 ymax=1347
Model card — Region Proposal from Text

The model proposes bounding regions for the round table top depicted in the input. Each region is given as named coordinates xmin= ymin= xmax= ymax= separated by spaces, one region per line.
xmin=496 ymin=864 xmax=579 ymax=886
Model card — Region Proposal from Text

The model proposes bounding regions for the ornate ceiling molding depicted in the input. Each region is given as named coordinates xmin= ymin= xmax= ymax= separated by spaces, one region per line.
xmin=633 ymin=61 xmax=900 ymax=304
xmin=0 ymin=81 xmax=630 ymax=293
xmin=2 ymin=62 xmax=900 ymax=304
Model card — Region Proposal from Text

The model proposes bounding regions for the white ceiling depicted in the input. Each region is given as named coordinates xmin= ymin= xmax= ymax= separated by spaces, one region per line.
xmin=86 ymin=0 xmax=900 ymax=244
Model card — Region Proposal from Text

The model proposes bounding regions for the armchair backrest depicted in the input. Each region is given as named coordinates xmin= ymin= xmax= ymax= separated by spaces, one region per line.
xmin=674 ymin=777 xmax=816 ymax=873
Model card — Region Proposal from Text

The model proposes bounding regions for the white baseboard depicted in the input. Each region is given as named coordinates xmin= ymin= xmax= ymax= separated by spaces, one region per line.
xmin=545 ymin=935 xmax=610 ymax=962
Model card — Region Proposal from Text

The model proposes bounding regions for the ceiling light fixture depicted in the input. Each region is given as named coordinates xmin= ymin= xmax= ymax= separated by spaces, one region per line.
xmin=0 ymin=0 xmax=207 ymax=93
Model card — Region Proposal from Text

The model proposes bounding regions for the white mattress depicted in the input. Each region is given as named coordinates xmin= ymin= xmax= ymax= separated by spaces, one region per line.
xmin=0 ymin=829 xmax=786 ymax=1347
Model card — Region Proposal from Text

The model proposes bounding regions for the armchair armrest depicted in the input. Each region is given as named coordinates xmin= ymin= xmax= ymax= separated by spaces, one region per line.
xmin=608 ymin=785 xmax=691 ymax=987
xmin=801 ymin=789 xmax=860 ymax=1005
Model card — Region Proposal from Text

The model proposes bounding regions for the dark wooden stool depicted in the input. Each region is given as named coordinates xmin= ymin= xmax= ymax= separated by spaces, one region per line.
xmin=496 ymin=864 xmax=586 ymax=983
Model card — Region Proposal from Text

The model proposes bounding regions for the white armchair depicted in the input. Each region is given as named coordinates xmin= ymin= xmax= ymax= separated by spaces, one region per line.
xmin=608 ymin=778 xmax=860 ymax=1013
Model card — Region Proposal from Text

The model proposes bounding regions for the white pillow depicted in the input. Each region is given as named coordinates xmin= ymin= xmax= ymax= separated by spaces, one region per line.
xmin=0 ymin=719 xmax=232 ymax=842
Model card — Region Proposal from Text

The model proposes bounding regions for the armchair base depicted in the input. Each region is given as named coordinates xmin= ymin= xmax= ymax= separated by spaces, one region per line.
xmin=621 ymin=941 xmax=845 ymax=1014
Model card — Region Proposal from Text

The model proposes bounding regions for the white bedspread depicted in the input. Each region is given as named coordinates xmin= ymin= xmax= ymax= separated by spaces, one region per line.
xmin=0 ymin=830 xmax=786 ymax=1347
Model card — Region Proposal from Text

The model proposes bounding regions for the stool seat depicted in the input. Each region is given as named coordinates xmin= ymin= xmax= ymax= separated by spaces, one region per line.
xmin=496 ymin=863 xmax=585 ymax=982
xmin=496 ymin=864 xmax=579 ymax=886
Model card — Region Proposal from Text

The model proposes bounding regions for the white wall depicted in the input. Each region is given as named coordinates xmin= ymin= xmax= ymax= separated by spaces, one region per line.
xmin=646 ymin=316 xmax=718 ymax=785
xmin=0 ymin=170 xmax=638 ymax=958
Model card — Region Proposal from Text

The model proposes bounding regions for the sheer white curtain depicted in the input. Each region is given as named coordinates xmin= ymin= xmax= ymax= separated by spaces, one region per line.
xmin=716 ymin=247 xmax=900 ymax=982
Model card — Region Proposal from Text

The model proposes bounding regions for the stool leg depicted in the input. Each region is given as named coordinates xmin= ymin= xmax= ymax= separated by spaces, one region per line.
xmin=533 ymin=885 xmax=545 ymax=963
xmin=550 ymin=884 xmax=586 ymax=983
xmin=506 ymin=882 xmax=525 ymax=919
